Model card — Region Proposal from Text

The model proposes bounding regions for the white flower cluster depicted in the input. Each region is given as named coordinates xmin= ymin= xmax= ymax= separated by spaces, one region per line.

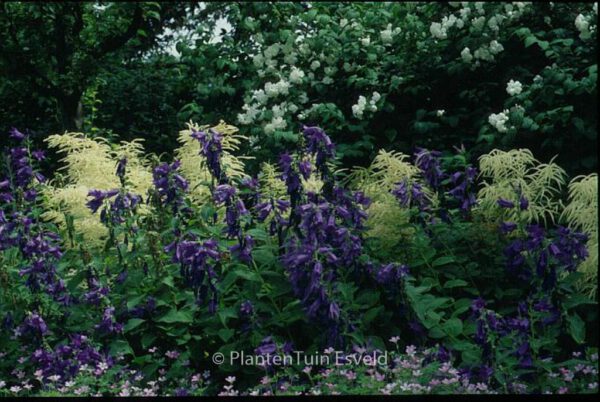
xmin=264 ymin=79 xmax=290 ymax=97
xmin=251 ymin=89 xmax=268 ymax=105
xmin=289 ymin=66 xmax=305 ymax=84
xmin=461 ymin=47 xmax=473 ymax=63
xmin=264 ymin=103 xmax=295 ymax=134
xmin=380 ymin=23 xmax=401 ymax=43
xmin=461 ymin=40 xmax=504 ymax=64
xmin=575 ymin=11 xmax=596 ymax=41
xmin=264 ymin=116 xmax=287 ymax=135
xmin=352 ymin=92 xmax=381 ymax=119
xmin=237 ymin=78 xmax=292 ymax=125
xmin=237 ymin=104 xmax=261 ymax=125
xmin=438 ymin=3 xmax=529 ymax=65
xmin=475 ymin=40 xmax=505 ymax=62
xmin=430 ymin=14 xmax=463 ymax=40
xmin=488 ymin=110 xmax=510 ymax=133
xmin=506 ymin=79 xmax=523 ymax=96
xmin=298 ymin=102 xmax=329 ymax=121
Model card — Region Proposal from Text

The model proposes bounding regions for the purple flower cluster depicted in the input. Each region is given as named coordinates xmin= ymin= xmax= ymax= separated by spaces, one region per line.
xmin=239 ymin=177 xmax=260 ymax=208
xmin=0 ymin=129 xmax=70 ymax=309
xmin=282 ymin=190 xmax=368 ymax=331
xmin=30 ymin=334 xmax=108 ymax=385
xmin=279 ymin=152 xmax=303 ymax=208
xmin=414 ymin=148 xmax=445 ymax=191
xmin=191 ymin=129 xmax=255 ymax=264
xmin=447 ymin=166 xmax=478 ymax=213
xmin=95 ymin=307 xmax=123 ymax=335
xmin=253 ymin=336 xmax=294 ymax=370
xmin=152 ymin=160 xmax=189 ymax=213
xmin=1 ymin=129 xmax=38 ymax=202
xmin=240 ymin=300 xmax=254 ymax=317
xmin=129 ymin=296 xmax=157 ymax=319
xmin=1 ymin=129 xmax=46 ymax=201
xmin=374 ymin=263 xmax=410 ymax=285
xmin=392 ymin=148 xmax=479 ymax=222
xmin=392 ymin=179 xmax=428 ymax=211
xmin=230 ymin=234 xmax=254 ymax=263
xmin=502 ymin=221 xmax=588 ymax=289
xmin=274 ymin=127 xmax=373 ymax=344
xmin=549 ymin=227 xmax=588 ymax=273
xmin=166 ymin=236 xmax=221 ymax=312
xmin=86 ymin=189 xmax=119 ymax=214
xmin=302 ymin=125 xmax=335 ymax=177
xmin=1 ymin=213 xmax=67 ymax=301
xmin=16 ymin=312 xmax=49 ymax=340
xmin=254 ymin=198 xmax=290 ymax=236
xmin=86 ymin=189 xmax=141 ymax=225
xmin=192 ymin=128 xmax=225 ymax=183
xmin=212 ymin=184 xmax=249 ymax=238
xmin=471 ymin=297 xmax=540 ymax=372
xmin=83 ymin=274 xmax=110 ymax=306
xmin=471 ymin=289 xmax=574 ymax=385
xmin=116 ymin=158 xmax=127 ymax=185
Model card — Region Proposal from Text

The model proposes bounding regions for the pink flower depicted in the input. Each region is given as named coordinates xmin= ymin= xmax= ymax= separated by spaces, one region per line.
xmin=165 ymin=350 xmax=180 ymax=359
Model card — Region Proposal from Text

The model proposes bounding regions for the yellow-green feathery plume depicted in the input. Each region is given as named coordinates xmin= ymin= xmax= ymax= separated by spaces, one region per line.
xmin=477 ymin=149 xmax=566 ymax=225
xmin=346 ymin=150 xmax=428 ymax=253
xmin=301 ymin=154 xmax=325 ymax=194
xmin=175 ymin=120 xmax=251 ymax=203
xmin=561 ymin=174 xmax=598 ymax=298
xmin=258 ymin=162 xmax=287 ymax=200
xmin=41 ymin=132 xmax=153 ymax=247
xmin=114 ymin=139 xmax=154 ymax=197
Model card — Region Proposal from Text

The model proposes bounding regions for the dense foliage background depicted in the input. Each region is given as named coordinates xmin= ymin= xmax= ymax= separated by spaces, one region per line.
xmin=1 ymin=2 xmax=597 ymax=172
xmin=0 ymin=1 xmax=598 ymax=397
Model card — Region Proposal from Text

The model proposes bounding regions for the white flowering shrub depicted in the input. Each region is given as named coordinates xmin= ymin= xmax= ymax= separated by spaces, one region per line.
xmin=177 ymin=2 xmax=596 ymax=173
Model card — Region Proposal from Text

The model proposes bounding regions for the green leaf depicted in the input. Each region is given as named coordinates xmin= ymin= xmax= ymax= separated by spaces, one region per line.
xmin=162 ymin=276 xmax=175 ymax=288
xmin=124 ymin=318 xmax=146 ymax=332
xmin=384 ymin=129 xmax=398 ymax=142
xmin=524 ymin=35 xmax=538 ymax=48
xmin=537 ymin=40 xmax=549 ymax=50
xmin=355 ymin=290 xmax=380 ymax=308
xmin=462 ymin=348 xmax=482 ymax=365
xmin=567 ymin=313 xmax=586 ymax=344
xmin=444 ymin=279 xmax=468 ymax=288
xmin=428 ymin=326 xmax=446 ymax=339
xmin=233 ymin=268 xmax=262 ymax=282
xmin=109 ymin=340 xmax=134 ymax=357
xmin=563 ymin=294 xmax=595 ymax=310
xmin=252 ymin=247 xmax=275 ymax=266
xmin=363 ymin=306 xmax=384 ymax=325
xmin=451 ymin=298 xmax=473 ymax=317
xmin=218 ymin=328 xmax=235 ymax=342
xmin=156 ymin=308 xmax=194 ymax=324
xmin=218 ymin=308 xmax=238 ymax=327
xmin=432 ymin=256 xmax=455 ymax=267
xmin=141 ymin=333 xmax=157 ymax=350
xmin=442 ymin=318 xmax=463 ymax=337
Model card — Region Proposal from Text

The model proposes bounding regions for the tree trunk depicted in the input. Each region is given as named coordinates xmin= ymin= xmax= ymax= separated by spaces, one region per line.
xmin=59 ymin=93 xmax=83 ymax=132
